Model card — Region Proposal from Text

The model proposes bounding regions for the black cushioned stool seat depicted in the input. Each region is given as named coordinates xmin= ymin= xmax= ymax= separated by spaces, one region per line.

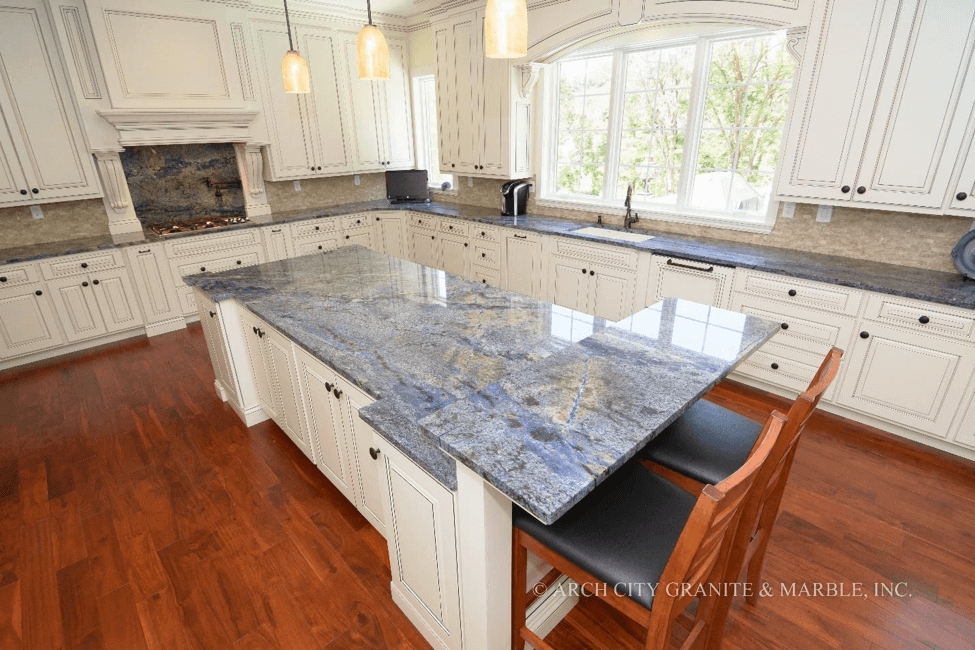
xmin=513 ymin=462 xmax=697 ymax=610
xmin=637 ymin=399 xmax=763 ymax=487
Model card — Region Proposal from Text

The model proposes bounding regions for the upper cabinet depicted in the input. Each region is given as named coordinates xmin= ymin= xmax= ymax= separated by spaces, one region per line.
xmin=433 ymin=10 xmax=534 ymax=179
xmin=0 ymin=1 xmax=100 ymax=206
xmin=777 ymin=0 xmax=975 ymax=213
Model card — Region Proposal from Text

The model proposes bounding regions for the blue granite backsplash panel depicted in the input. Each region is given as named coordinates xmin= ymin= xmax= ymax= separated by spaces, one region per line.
xmin=120 ymin=143 xmax=245 ymax=228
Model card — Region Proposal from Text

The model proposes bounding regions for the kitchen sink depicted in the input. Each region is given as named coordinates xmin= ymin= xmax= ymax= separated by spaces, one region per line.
xmin=573 ymin=227 xmax=654 ymax=243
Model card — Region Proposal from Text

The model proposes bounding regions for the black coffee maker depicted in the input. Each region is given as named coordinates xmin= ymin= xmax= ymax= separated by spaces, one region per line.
xmin=500 ymin=180 xmax=531 ymax=216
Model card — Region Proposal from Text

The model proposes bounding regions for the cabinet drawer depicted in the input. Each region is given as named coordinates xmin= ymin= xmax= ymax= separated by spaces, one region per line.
xmin=176 ymin=251 xmax=262 ymax=281
xmin=553 ymin=237 xmax=638 ymax=271
xmin=342 ymin=214 xmax=370 ymax=230
xmin=439 ymin=219 xmax=469 ymax=237
xmin=165 ymin=228 xmax=263 ymax=259
xmin=0 ymin=263 xmax=39 ymax=287
xmin=472 ymin=242 xmax=500 ymax=269
xmin=471 ymin=225 xmax=500 ymax=243
xmin=729 ymin=292 xmax=856 ymax=356
xmin=472 ymin=265 xmax=501 ymax=288
xmin=291 ymin=218 xmax=339 ymax=238
xmin=736 ymin=342 xmax=840 ymax=402
xmin=733 ymin=269 xmax=862 ymax=316
xmin=294 ymin=236 xmax=339 ymax=257
xmin=408 ymin=213 xmax=438 ymax=230
xmin=862 ymin=294 xmax=975 ymax=341
xmin=40 ymin=250 xmax=124 ymax=280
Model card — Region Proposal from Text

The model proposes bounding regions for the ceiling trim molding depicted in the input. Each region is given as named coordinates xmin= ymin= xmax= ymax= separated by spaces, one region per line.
xmin=97 ymin=109 xmax=260 ymax=146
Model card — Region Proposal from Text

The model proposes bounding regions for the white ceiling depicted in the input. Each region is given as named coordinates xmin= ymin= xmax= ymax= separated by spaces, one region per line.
xmin=292 ymin=0 xmax=428 ymax=19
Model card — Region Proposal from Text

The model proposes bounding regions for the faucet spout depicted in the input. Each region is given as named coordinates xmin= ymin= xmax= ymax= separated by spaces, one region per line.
xmin=623 ymin=183 xmax=639 ymax=229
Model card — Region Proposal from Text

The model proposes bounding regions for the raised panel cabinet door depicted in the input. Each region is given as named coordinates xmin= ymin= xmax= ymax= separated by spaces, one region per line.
xmin=550 ymin=256 xmax=589 ymax=313
xmin=475 ymin=10 xmax=507 ymax=175
xmin=381 ymin=40 xmax=415 ymax=169
xmin=591 ymin=265 xmax=636 ymax=322
xmin=377 ymin=439 xmax=462 ymax=650
xmin=836 ymin=323 xmax=975 ymax=438
xmin=503 ymin=233 xmax=542 ymax=299
xmin=340 ymin=36 xmax=386 ymax=171
xmin=47 ymin=276 xmax=107 ymax=343
xmin=238 ymin=310 xmax=276 ymax=418
xmin=648 ymin=258 xmax=732 ymax=308
xmin=296 ymin=350 xmax=358 ymax=501
xmin=409 ymin=229 xmax=440 ymax=269
xmin=125 ymin=246 xmax=182 ymax=324
xmin=448 ymin=16 xmax=480 ymax=174
xmin=439 ymin=234 xmax=469 ymax=279
xmin=300 ymin=27 xmax=353 ymax=174
xmin=854 ymin=0 xmax=975 ymax=209
xmin=336 ymin=382 xmax=385 ymax=535
xmin=377 ymin=215 xmax=406 ymax=259
xmin=0 ymin=4 xmax=97 ymax=200
xmin=254 ymin=25 xmax=317 ymax=180
xmin=265 ymin=328 xmax=315 ymax=463
xmin=342 ymin=228 xmax=374 ymax=250
xmin=0 ymin=286 xmax=64 ymax=359
xmin=433 ymin=24 xmax=454 ymax=170
xmin=264 ymin=227 xmax=292 ymax=262
xmin=295 ymin=237 xmax=338 ymax=256
xmin=195 ymin=292 xmax=235 ymax=399
xmin=0 ymin=115 xmax=30 ymax=204
xmin=776 ymin=0 xmax=900 ymax=202
xmin=90 ymin=269 xmax=144 ymax=333
xmin=950 ymin=140 xmax=975 ymax=212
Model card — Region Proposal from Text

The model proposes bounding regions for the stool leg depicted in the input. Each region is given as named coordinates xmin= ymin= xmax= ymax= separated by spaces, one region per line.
xmin=512 ymin=529 xmax=529 ymax=650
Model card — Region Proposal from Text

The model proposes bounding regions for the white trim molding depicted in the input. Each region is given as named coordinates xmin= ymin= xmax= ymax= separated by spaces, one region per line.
xmin=786 ymin=26 xmax=807 ymax=63
xmin=234 ymin=142 xmax=272 ymax=219
xmin=91 ymin=149 xmax=142 ymax=236
xmin=97 ymin=109 xmax=259 ymax=146
xmin=516 ymin=62 xmax=546 ymax=99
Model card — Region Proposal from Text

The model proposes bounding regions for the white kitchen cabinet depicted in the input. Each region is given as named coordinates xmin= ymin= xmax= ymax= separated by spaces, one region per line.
xmin=337 ymin=380 xmax=385 ymax=536
xmin=341 ymin=227 xmax=374 ymax=250
xmin=376 ymin=437 xmax=462 ymax=650
xmin=439 ymin=233 xmax=470 ymax=280
xmin=551 ymin=255 xmax=590 ymax=313
xmin=0 ymin=282 xmax=64 ymax=359
xmin=951 ymin=392 xmax=975 ymax=450
xmin=502 ymin=231 xmax=544 ymax=299
xmin=381 ymin=40 xmax=415 ymax=169
xmin=409 ymin=228 xmax=441 ymax=269
xmin=300 ymin=26 xmax=354 ymax=175
xmin=46 ymin=276 xmax=108 ymax=343
xmin=264 ymin=326 xmax=316 ymax=463
xmin=646 ymin=256 xmax=733 ymax=309
xmin=238 ymin=309 xmax=277 ymax=420
xmin=949 ymin=138 xmax=975 ymax=213
xmin=295 ymin=237 xmax=338 ymax=257
xmin=125 ymin=245 xmax=183 ymax=335
xmin=550 ymin=254 xmax=637 ymax=321
xmin=263 ymin=226 xmax=293 ymax=262
xmin=195 ymin=291 xmax=238 ymax=405
xmin=375 ymin=212 xmax=407 ymax=259
xmin=0 ymin=1 xmax=100 ymax=206
xmin=89 ymin=268 xmax=143 ymax=333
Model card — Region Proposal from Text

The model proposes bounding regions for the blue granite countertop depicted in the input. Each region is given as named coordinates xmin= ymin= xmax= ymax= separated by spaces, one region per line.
xmin=2 ymin=199 xmax=973 ymax=309
xmin=185 ymin=246 xmax=780 ymax=523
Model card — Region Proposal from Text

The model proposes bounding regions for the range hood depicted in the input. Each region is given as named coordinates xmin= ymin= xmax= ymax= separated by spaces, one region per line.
xmin=97 ymin=109 xmax=259 ymax=147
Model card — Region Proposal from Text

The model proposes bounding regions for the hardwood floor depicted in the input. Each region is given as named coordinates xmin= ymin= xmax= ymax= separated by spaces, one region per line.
xmin=1 ymin=324 xmax=974 ymax=649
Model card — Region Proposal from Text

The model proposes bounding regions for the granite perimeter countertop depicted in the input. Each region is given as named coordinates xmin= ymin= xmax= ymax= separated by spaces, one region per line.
xmin=3 ymin=199 xmax=973 ymax=309
xmin=185 ymin=246 xmax=780 ymax=523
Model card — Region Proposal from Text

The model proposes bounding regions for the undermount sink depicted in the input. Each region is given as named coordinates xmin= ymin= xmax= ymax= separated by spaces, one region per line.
xmin=573 ymin=227 xmax=655 ymax=243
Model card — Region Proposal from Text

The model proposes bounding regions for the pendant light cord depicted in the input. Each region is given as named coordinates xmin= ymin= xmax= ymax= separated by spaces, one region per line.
xmin=366 ymin=0 xmax=373 ymax=25
xmin=283 ymin=0 xmax=295 ymax=51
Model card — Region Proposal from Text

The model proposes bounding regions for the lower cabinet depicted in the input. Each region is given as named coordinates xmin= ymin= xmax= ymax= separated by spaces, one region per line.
xmin=376 ymin=212 xmax=407 ymax=259
xmin=409 ymin=228 xmax=440 ymax=268
xmin=952 ymin=394 xmax=975 ymax=450
xmin=125 ymin=244 xmax=183 ymax=333
xmin=549 ymin=254 xmax=636 ymax=322
xmin=195 ymin=291 xmax=239 ymax=405
xmin=0 ymin=283 xmax=64 ymax=359
xmin=342 ymin=226 xmax=375 ymax=250
xmin=264 ymin=226 xmax=294 ymax=262
xmin=238 ymin=308 xmax=277 ymax=420
xmin=294 ymin=236 xmax=339 ymax=256
xmin=439 ymin=233 xmax=470 ymax=279
xmin=90 ymin=269 xmax=144 ymax=334
xmin=646 ymin=256 xmax=734 ymax=309
xmin=502 ymin=230 xmax=544 ymax=299
xmin=47 ymin=275 xmax=109 ymax=343
xmin=375 ymin=436 xmax=462 ymax=650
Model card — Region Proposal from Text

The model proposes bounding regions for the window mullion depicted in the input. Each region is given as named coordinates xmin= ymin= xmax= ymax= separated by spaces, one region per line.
xmin=677 ymin=36 xmax=710 ymax=209
xmin=602 ymin=49 xmax=626 ymax=204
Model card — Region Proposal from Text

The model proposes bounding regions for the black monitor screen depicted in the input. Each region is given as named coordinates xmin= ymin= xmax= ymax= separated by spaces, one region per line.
xmin=386 ymin=170 xmax=429 ymax=201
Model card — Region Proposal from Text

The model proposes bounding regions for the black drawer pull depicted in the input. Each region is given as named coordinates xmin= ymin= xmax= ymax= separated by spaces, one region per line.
xmin=482 ymin=253 xmax=486 ymax=258
xmin=237 ymin=260 xmax=242 ymax=265
xmin=581 ymin=268 xmax=587 ymax=274
xmin=918 ymin=315 xmax=930 ymax=324
xmin=513 ymin=234 xmax=527 ymax=239
xmin=788 ymin=289 xmax=797 ymax=297
xmin=318 ymin=245 xmax=323 ymax=250
xmin=482 ymin=279 xmax=487 ymax=284
xmin=589 ymin=270 xmax=595 ymax=276
xmin=0 ymin=277 xmax=5 ymax=282
xmin=780 ymin=323 xmax=789 ymax=330
xmin=666 ymin=259 xmax=714 ymax=273
xmin=770 ymin=363 xmax=779 ymax=370
xmin=209 ymin=311 xmax=216 ymax=318
xmin=345 ymin=235 xmax=350 ymax=240
xmin=19 ymin=189 xmax=26 ymax=195
xmin=35 ymin=290 xmax=42 ymax=296
xmin=324 ymin=382 xmax=333 ymax=391
xmin=857 ymin=186 xmax=866 ymax=194
xmin=315 ymin=226 xmax=320 ymax=230
xmin=369 ymin=447 xmax=380 ymax=460
xmin=957 ymin=192 xmax=969 ymax=201
xmin=464 ymin=243 xmax=468 ymax=247
xmin=92 ymin=279 xmax=99 ymax=285
xmin=81 ymin=281 xmax=89 ymax=287
xmin=841 ymin=185 xmax=851 ymax=193
xmin=431 ymin=235 xmax=435 ymax=240
xmin=332 ymin=387 xmax=342 ymax=399
xmin=200 ymin=266 xmax=206 ymax=272
xmin=860 ymin=331 xmax=870 ymax=339
xmin=81 ymin=262 xmax=88 ymax=268
xmin=252 ymin=326 xmax=258 ymax=334
xmin=138 ymin=249 xmax=151 ymax=254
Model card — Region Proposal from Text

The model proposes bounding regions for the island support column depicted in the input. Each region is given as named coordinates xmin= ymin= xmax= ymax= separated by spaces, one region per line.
xmin=455 ymin=463 xmax=513 ymax=650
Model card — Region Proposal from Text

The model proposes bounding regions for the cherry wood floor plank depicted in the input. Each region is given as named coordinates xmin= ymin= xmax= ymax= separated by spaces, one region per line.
xmin=17 ymin=457 xmax=49 ymax=525
xmin=56 ymin=559 xmax=102 ymax=650
xmin=0 ymin=496 xmax=22 ymax=590
xmin=0 ymin=458 xmax=18 ymax=502
xmin=136 ymin=588 xmax=195 ymax=650
xmin=0 ymin=581 xmax=23 ymax=650
xmin=19 ymin=518 xmax=65 ymax=650
xmin=96 ymin=583 xmax=149 ymax=650
xmin=81 ymin=511 xmax=128 ymax=599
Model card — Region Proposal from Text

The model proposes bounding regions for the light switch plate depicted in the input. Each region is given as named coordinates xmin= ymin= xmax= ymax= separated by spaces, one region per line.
xmin=816 ymin=205 xmax=832 ymax=223
xmin=782 ymin=202 xmax=796 ymax=218
xmin=354 ymin=174 xmax=360 ymax=186
xmin=30 ymin=205 xmax=43 ymax=220
xmin=293 ymin=180 xmax=301 ymax=191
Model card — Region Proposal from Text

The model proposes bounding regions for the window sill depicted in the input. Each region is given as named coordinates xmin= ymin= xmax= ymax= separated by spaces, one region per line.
xmin=533 ymin=196 xmax=777 ymax=235
xmin=430 ymin=187 xmax=459 ymax=197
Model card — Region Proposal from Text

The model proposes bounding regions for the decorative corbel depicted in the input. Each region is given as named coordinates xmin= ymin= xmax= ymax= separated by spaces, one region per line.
xmin=92 ymin=150 xmax=142 ymax=237
xmin=786 ymin=27 xmax=807 ymax=65
xmin=515 ymin=62 xmax=545 ymax=99
xmin=233 ymin=142 xmax=271 ymax=219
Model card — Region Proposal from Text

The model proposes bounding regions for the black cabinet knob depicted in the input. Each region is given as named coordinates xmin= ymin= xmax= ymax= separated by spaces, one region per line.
xmin=451 ymin=164 xmax=455 ymax=168
xmin=92 ymin=279 xmax=99 ymax=285
xmin=481 ymin=231 xmax=486 ymax=236
xmin=589 ymin=270 xmax=595 ymax=276
xmin=464 ymin=243 xmax=468 ymax=247
xmin=481 ymin=253 xmax=486 ymax=258
xmin=310 ymin=166 xmax=315 ymax=170
xmin=258 ymin=329 xmax=265 ymax=338
xmin=237 ymin=260 xmax=242 ymax=265
xmin=356 ymin=219 xmax=361 ymax=224
xmin=324 ymin=382 xmax=333 ymax=391
xmin=448 ymin=225 xmax=453 ymax=229
xmin=317 ymin=245 xmax=323 ymax=250
xmin=81 ymin=262 xmax=88 ymax=268
xmin=317 ymin=166 xmax=322 ymax=171
xmin=332 ymin=387 xmax=342 ymax=399
xmin=418 ymin=219 xmax=423 ymax=224
xmin=82 ymin=281 xmax=89 ymax=287
xmin=482 ymin=279 xmax=486 ymax=284
xmin=581 ymin=268 xmax=587 ymax=274
xmin=376 ymin=217 xmax=380 ymax=221
xmin=35 ymin=290 xmax=42 ymax=296
xmin=0 ymin=277 xmax=6 ymax=282
xmin=200 ymin=266 xmax=206 ymax=272
xmin=253 ymin=326 xmax=258 ymax=334
xmin=957 ymin=192 xmax=968 ymax=201
xmin=345 ymin=235 xmax=350 ymax=240
xmin=369 ymin=447 xmax=380 ymax=460
xmin=856 ymin=186 xmax=866 ymax=194
xmin=431 ymin=235 xmax=435 ymax=240
xmin=919 ymin=315 xmax=930 ymax=324
xmin=781 ymin=323 xmax=789 ymax=330
xmin=788 ymin=289 xmax=797 ymax=297
xmin=31 ymin=188 xmax=38 ymax=194
xmin=770 ymin=363 xmax=779 ymax=370
xmin=860 ymin=331 xmax=870 ymax=339
xmin=19 ymin=189 xmax=26 ymax=195
xmin=315 ymin=226 xmax=320 ymax=230
xmin=209 ymin=311 xmax=216 ymax=318
xmin=841 ymin=185 xmax=851 ymax=193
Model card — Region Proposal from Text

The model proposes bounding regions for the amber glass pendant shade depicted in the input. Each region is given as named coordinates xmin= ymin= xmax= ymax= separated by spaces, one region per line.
xmin=282 ymin=50 xmax=310 ymax=93
xmin=485 ymin=0 xmax=528 ymax=58
xmin=357 ymin=24 xmax=389 ymax=80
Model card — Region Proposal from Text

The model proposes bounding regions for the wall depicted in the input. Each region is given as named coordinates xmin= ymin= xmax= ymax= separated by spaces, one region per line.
xmin=264 ymin=173 xmax=387 ymax=212
xmin=0 ymin=199 xmax=109 ymax=248
xmin=439 ymin=177 xmax=973 ymax=274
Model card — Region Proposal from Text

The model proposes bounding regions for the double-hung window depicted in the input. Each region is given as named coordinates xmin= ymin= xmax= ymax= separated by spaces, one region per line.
xmin=412 ymin=73 xmax=455 ymax=192
xmin=544 ymin=31 xmax=795 ymax=230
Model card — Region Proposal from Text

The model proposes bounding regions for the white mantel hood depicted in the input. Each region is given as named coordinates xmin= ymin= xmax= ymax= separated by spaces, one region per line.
xmin=97 ymin=109 xmax=260 ymax=147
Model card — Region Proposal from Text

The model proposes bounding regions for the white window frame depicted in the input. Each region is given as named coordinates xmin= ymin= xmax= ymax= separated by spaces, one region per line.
xmin=411 ymin=68 xmax=457 ymax=195
xmin=537 ymin=29 xmax=797 ymax=234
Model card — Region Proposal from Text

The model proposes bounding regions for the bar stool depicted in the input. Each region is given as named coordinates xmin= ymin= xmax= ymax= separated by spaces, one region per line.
xmin=511 ymin=410 xmax=788 ymax=650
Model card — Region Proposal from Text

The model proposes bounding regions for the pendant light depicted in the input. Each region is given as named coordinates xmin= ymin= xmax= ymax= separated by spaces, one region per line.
xmin=281 ymin=0 xmax=310 ymax=93
xmin=485 ymin=0 xmax=528 ymax=58
xmin=357 ymin=0 xmax=389 ymax=80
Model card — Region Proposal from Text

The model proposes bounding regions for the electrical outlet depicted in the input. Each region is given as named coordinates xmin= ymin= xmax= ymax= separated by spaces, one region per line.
xmin=816 ymin=205 xmax=833 ymax=223
xmin=782 ymin=202 xmax=796 ymax=218
xmin=293 ymin=180 xmax=301 ymax=191
xmin=354 ymin=174 xmax=360 ymax=186
xmin=468 ymin=176 xmax=473 ymax=187
xmin=30 ymin=205 xmax=43 ymax=220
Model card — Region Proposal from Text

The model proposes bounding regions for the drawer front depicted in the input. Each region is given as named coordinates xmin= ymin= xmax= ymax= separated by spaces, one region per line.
xmin=165 ymin=228 xmax=263 ymax=259
xmin=291 ymin=218 xmax=339 ymax=238
xmin=471 ymin=225 xmax=500 ymax=243
xmin=40 ymin=250 xmax=124 ymax=280
xmin=342 ymin=214 xmax=370 ymax=230
xmin=862 ymin=293 xmax=975 ymax=341
xmin=408 ymin=213 xmax=438 ymax=231
xmin=472 ymin=242 xmax=500 ymax=269
xmin=295 ymin=236 xmax=339 ymax=256
xmin=733 ymin=269 xmax=862 ymax=316
xmin=729 ymin=292 xmax=856 ymax=356
xmin=0 ymin=263 xmax=39 ymax=288
xmin=175 ymin=251 xmax=262 ymax=283
xmin=439 ymin=219 xmax=469 ymax=237
xmin=553 ymin=237 xmax=638 ymax=271
xmin=735 ymin=342 xmax=840 ymax=402
xmin=472 ymin=265 xmax=501 ymax=288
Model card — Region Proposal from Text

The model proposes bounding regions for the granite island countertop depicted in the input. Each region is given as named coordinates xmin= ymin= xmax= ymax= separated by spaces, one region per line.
xmin=3 ymin=199 xmax=973 ymax=309
xmin=185 ymin=246 xmax=780 ymax=524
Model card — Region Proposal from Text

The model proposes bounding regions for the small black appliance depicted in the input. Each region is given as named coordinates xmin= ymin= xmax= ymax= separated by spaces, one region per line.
xmin=386 ymin=170 xmax=431 ymax=204
xmin=501 ymin=179 xmax=531 ymax=216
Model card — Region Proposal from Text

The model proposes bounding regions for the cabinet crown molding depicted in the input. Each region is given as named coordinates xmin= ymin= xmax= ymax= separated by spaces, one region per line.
xmin=97 ymin=109 xmax=259 ymax=146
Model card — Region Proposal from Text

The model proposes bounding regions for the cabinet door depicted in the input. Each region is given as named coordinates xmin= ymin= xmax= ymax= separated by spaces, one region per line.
xmin=264 ymin=227 xmax=293 ymax=262
xmin=376 ymin=214 xmax=406 ymax=259
xmin=265 ymin=327 xmax=315 ymax=463
xmin=377 ymin=438 xmax=462 ymax=650
xmin=590 ymin=265 xmax=636 ymax=322
xmin=0 ymin=285 xmax=64 ymax=359
xmin=0 ymin=116 xmax=29 ymax=204
xmin=950 ymin=141 xmax=975 ymax=212
xmin=295 ymin=237 xmax=338 ymax=256
xmin=340 ymin=36 xmax=385 ymax=171
xmin=409 ymin=229 xmax=440 ymax=268
xmin=342 ymin=228 xmax=374 ymax=250
xmin=90 ymin=269 xmax=144 ymax=333
xmin=854 ymin=0 xmax=975 ymax=209
xmin=433 ymin=24 xmax=454 ymax=171
xmin=47 ymin=276 xmax=107 ymax=343
xmin=336 ymin=381 xmax=385 ymax=535
xmin=502 ymin=233 xmax=543 ymax=299
xmin=195 ymin=292 xmax=235 ymax=400
xmin=239 ymin=310 xmax=276 ymax=417
xmin=647 ymin=257 xmax=733 ymax=308
xmin=295 ymin=350 xmax=358 ymax=501
xmin=0 ymin=4 xmax=98 ymax=201
xmin=381 ymin=40 xmax=415 ymax=170
xmin=550 ymin=256 xmax=589 ymax=312
xmin=254 ymin=25 xmax=317 ymax=180
xmin=836 ymin=323 xmax=975 ymax=438
xmin=447 ymin=16 xmax=480 ymax=174
xmin=439 ymin=234 xmax=469 ymax=279
xmin=776 ymin=0 xmax=900 ymax=202
xmin=125 ymin=245 xmax=182 ymax=325
xmin=300 ymin=27 xmax=353 ymax=175
xmin=475 ymin=10 xmax=507 ymax=175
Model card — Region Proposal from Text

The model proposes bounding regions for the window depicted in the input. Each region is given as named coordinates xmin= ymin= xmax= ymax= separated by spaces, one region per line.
xmin=545 ymin=31 xmax=795 ymax=228
xmin=412 ymin=74 xmax=454 ymax=191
